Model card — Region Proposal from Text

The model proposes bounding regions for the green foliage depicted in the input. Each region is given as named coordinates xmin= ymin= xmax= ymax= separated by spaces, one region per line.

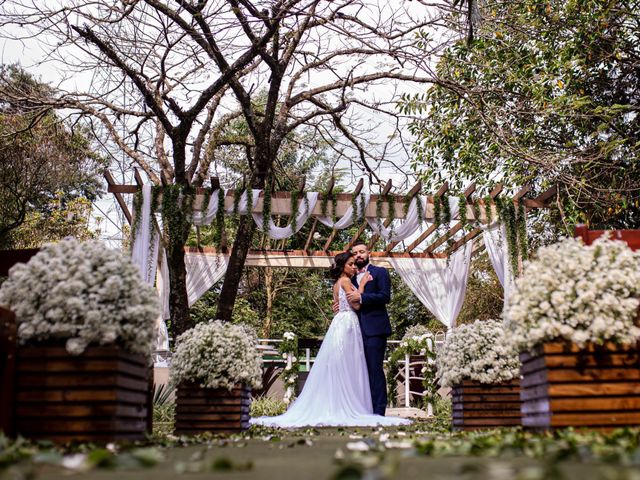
xmin=0 ymin=65 xmax=104 ymax=247
xmin=430 ymin=395 xmax=452 ymax=433
xmin=6 ymin=194 xmax=99 ymax=248
xmin=456 ymin=253 xmax=504 ymax=325
xmin=250 ymin=396 xmax=287 ymax=417
xmin=213 ymin=187 xmax=225 ymax=248
xmin=161 ymin=184 xmax=194 ymax=253
xmin=388 ymin=271 xmax=441 ymax=338
xmin=386 ymin=335 xmax=436 ymax=407
xmin=152 ymin=383 xmax=175 ymax=406
xmin=190 ymin=290 xmax=262 ymax=333
xmin=262 ymin=180 xmax=272 ymax=234
xmin=403 ymin=0 xmax=640 ymax=229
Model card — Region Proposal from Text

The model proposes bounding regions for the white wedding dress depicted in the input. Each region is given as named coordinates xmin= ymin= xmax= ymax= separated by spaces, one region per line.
xmin=251 ymin=287 xmax=411 ymax=428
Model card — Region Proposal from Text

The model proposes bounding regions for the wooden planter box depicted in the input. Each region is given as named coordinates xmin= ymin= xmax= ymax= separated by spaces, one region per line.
xmin=520 ymin=342 xmax=640 ymax=431
xmin=15 ymin=344 xmax=151 ymax=443
xmin=175 ymin=383 xmax=251 ymax=435
xmin=452 ymin=379 xmax=521 ymax=430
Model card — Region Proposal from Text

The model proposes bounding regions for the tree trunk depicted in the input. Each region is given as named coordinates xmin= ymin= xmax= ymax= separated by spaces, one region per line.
xmin=216 ymin=150 xmax=270 ymax=322
xmin=166 ymin=237 xmax=190 ymax=338
xmin=216 ymin=213 xmax=257 ymax=321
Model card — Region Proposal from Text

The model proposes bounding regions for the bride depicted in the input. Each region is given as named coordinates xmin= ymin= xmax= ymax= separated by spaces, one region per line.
xmin=251 ymin=252 xmax=410 ymax=428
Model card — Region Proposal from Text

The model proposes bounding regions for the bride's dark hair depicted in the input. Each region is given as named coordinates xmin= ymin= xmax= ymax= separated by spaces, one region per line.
xmin=329 ymin=251 xmax=354 ymax=281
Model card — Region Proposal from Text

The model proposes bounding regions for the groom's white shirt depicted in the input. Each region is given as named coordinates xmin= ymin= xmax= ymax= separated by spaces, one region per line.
xmin=356 ymin=265 xmax=369 ymax=304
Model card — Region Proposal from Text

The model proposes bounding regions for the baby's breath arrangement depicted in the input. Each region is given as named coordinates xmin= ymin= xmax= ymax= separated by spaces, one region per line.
xmin=435 ymin=319 xmax=520 ymax=388
xmin=170 ymin=320 xmax=262 ymax=390
xmin=505 ymin=237 xmax=640 ymax=351
xmin=402 ymin=324 xmax=432 ymax=341
xmin=0 ymin=238 xmax=158 ymax=356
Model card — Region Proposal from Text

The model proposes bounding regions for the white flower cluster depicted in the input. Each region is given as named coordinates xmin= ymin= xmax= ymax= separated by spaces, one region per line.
xmin=402 ymin=324 xmax=432 ymax=342
xmin=436 ymin=319 xmax=520 ymax=388
xmin=0 ymin=238 xmax=159 ymax=356
xmin=170 ymin=320 xmax=262 ymax=390
xmin=505 ymin=237 xmax=640 ymax=351
xmin=279 ymin=331 xmax=299 ymax=405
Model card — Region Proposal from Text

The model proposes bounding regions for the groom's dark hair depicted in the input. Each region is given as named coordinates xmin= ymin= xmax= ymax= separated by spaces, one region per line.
xmin=350 ymin=240 xmax=368 ymax=250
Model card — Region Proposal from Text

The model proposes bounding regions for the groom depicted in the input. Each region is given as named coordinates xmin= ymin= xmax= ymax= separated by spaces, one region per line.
xmin=346 ymin=240 xmax=392 ymax=416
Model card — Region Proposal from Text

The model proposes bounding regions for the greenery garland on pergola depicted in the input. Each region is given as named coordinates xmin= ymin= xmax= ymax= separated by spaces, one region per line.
xmin=107 ymin=169 xmax=556 ymax=338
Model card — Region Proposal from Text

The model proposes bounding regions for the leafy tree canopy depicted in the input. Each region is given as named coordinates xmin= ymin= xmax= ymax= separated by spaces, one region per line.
xmin=0 ymin=65 xmax=105 ymax=247
xmin=402 ymin=0 xmax=640 ymax=229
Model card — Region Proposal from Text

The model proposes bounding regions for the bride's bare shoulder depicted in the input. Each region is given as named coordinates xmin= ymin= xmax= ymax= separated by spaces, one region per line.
xmin=338 ymin=277 xmax=353 ymax=292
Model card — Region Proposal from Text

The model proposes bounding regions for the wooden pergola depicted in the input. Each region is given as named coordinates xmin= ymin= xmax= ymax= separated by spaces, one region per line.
xmin=105 ymin=169 xmax=557 ymax=268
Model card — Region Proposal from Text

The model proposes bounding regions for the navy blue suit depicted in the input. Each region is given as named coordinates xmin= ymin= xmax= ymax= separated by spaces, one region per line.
xmin=352 ymin=264 xmax=391 ymax=415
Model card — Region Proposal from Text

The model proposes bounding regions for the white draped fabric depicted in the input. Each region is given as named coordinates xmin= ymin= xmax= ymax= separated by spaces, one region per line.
xmin=316 ymin=194 xmax=370 ymax=230
xmin=252 ymin=192 xmax=319 ymax=240
xmin=192 ymin=188 xmax=261 ymax=225
xmin=481 ymin=223 xmax=515 ymax=307
xmin=366 ymin=196 xmax=427 ymax=243
xmin=185 ymin=253 xmax=229 ymax=306
xmin=130 ymin=185 xmax=166 ymax=352
xmin=158 ymin=252 xmax=229 ymax=320
xmin=447 ymin=196 xmax=461 ymax=225
xmin=131 ymin=184 xmax=160 ymax=284
xmin=389 ymin=242 xmax=473 ymax=329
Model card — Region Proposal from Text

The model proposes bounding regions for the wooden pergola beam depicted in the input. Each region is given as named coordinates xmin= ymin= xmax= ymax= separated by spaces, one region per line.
xmin=103 ymin=169 xmax=132 ymax=225
xmin=423 ymin=182 xmax=477 ymax=254
xmin=107 ymin=166 xmax=550 ymax=261
xmin=523 ymin=184 xmax=557 ymax=209
xmin=133 ymin=167 xmax=144 ymax=186
xmin=323 ymin=178 xmax=364 ymax=252
xmin=405 ymin=182 xmax=450 ymax=253
xmin=184 ymin=247 xmax=447 ymax=269
xmin=444 ymin=184 xmax=507 ymax=256
xmin=513 ymin=185 xmax=530 ymax=201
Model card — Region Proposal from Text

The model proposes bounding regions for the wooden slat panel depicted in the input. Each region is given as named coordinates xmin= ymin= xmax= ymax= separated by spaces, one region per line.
xmin=521 ymin=342 xmax=640 ymax=430
xmin=452 ymin=394 xmax=521 ymax=403
xmin=16 ymin=419 xmax=147 ymax=434
xmin=17 ymin=373 xmax=149 ymax=391
xmin=15 ymin=404 xmax=147 ymax=418
xmin=453 ymin=410 xmax=521 ymax=418
xmin=18 ymin=345 xmax=149 ymax=366
xmin=0 ymin=307 xmax=17 ymax=437
xmin=16 ymin=389 xmax=148 ymax=404
xmin=540 ymin=341 xmax=640 ymax=355
xmin=453 ymin=418 xmax=521 ymax=427
xmin=451 ymin=380 xmax=521 ymax=431
xmin=548 ymin=412 xmax=640 ymax=427
xmin=549 ymin=382 xmax=640 ymax=397
xmin=452 ymin=402 xmax=522 ymax=411
xmin=18 ymin=359 xmax=148 ymax=379
xmin=175 ymin=383 xmax=251 ymax=434
xmin=523 ymin=397 xmax=640 ymax=414
xmin=176 ymin=405 xmax=251 ymax=414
